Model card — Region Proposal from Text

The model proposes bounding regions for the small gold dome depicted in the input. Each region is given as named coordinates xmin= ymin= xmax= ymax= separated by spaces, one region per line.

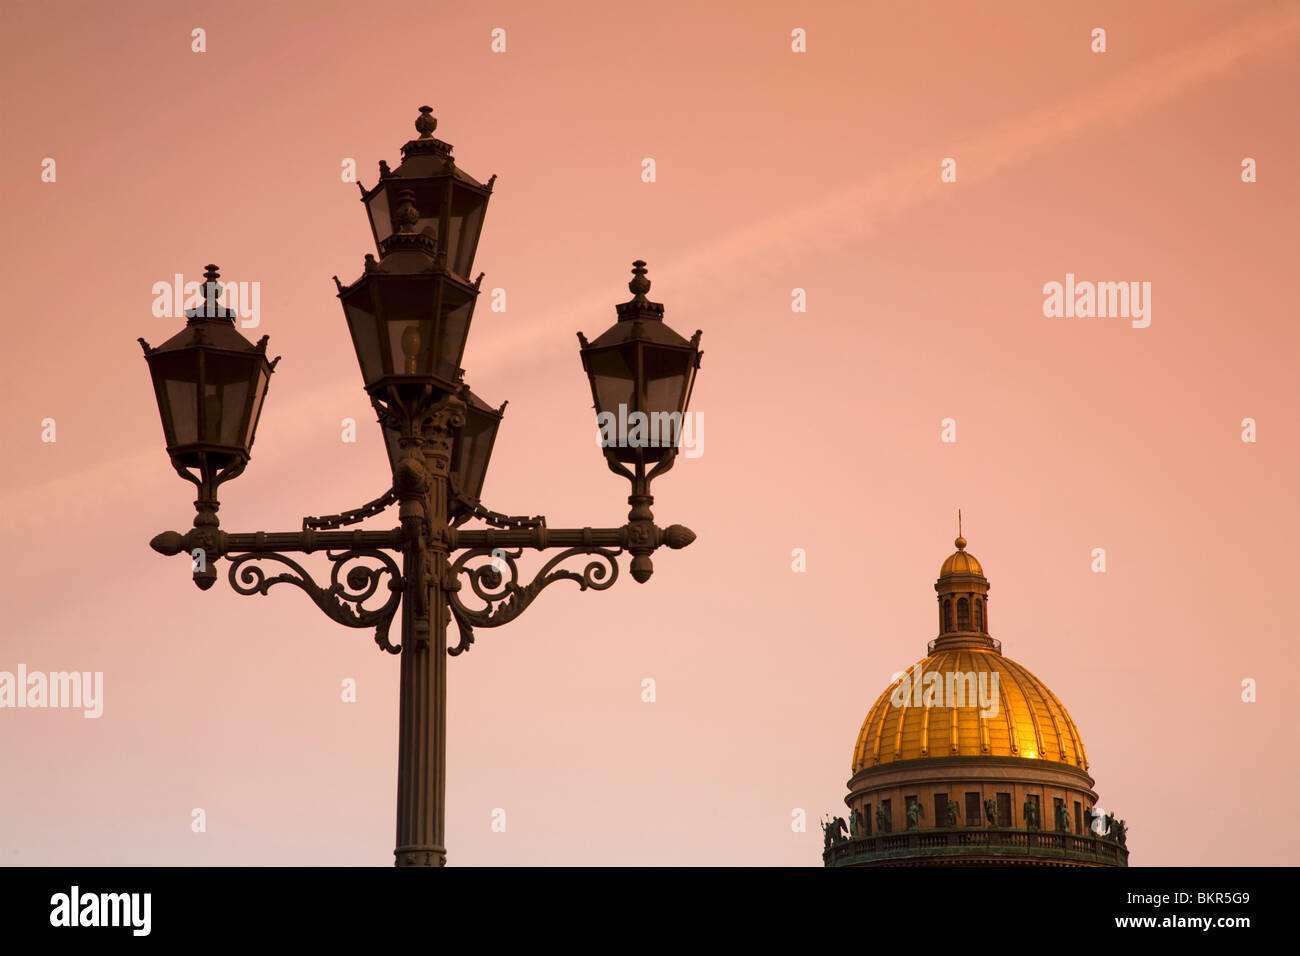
xmin=851 ymin=648 xmax=1089 ymax=772
xmin=939 ymin=537 xmax=983 ymax=577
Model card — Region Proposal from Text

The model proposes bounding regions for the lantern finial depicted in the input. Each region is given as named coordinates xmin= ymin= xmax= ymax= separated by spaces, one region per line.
xmin=615 ymin=259 xmax=664 ymax=319
xmin=191 ymin=264 xmax=232 ymax=322
xmin=416 ymin=106 xmax=437 ymax=139
xmin=628 ymin=260 xmax=651 ymax=301
xmin=202 ymin=264 xmax=221 ymax=303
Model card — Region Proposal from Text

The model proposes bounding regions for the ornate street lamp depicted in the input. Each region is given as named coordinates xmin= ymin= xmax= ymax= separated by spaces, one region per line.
xmin=579 ymin=260 xmax=702 ymax=581
xmin=579 ymin=260 xmax=701 ymax=467
xmin=138 ymin=265 xmax=279 ymax=589
xmin=141 ymin=107 xmax=700 ymax=867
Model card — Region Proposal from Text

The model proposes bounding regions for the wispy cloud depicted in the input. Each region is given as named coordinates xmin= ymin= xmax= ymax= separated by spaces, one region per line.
xmin=471 ymin=4 xmax=1300 ymax=363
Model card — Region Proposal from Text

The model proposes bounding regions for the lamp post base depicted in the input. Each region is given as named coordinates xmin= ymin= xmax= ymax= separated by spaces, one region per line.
xmin=394 ymin=846 xmax=447 ymax=867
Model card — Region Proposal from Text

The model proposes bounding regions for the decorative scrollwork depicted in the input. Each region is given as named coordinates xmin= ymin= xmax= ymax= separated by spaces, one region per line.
xmin=447 ymin=546 xmax=622 ymax=655
xmin=228 ymin=549 xmax=404 ymax=654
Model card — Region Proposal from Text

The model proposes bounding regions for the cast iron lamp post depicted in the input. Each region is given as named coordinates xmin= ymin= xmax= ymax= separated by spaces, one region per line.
xmin=138 ymin=107 xmax=702 ymax=866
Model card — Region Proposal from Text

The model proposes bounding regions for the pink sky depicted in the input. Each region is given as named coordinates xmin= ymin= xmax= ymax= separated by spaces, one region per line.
xmin=1 ymin=0 xmax=1297 ymax=865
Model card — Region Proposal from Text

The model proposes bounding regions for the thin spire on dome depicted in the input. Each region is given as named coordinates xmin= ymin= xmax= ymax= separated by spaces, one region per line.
xmin=956 ymin=509 xmax=965 ymax=550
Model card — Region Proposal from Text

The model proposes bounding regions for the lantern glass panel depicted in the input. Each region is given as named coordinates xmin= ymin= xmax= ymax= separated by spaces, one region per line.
xmin=381 ymin=276 xmax=440 ymax=378
xmin=452 ymin=411 xmax=495 ymax=505
xmin=439 ymin=298 xmax=472 ymax=383
xmin=365 ymin=191 xmax=393 ymax=244
xmin=586 ymin=348 xmax=636 ymax=420
xmin=245 ymin=366 xmax=269 ymax=448
xmin=202 ymin=352 xmax=251 ymax=448
xmin=446 ymin=190 xmax=485 ymax=278
xmin=163 ymin=366 xmax=200 ymax=447
xmin=343 ymin=288 xmax=383 ymax=385
xmin=642 ymin=345 xmax=690 ymax=418
xmin=201 ymin=381 xmax=223 ymax=443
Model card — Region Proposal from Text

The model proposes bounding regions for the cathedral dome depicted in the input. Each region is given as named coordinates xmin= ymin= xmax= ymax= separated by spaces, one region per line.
xmin=824 ymin=530 xmax=1126 ymax=867
xmin=854 ymin=533 xmax=1086 ymax=771
xmin=851 ymin=647 xmax=1089 ymax=772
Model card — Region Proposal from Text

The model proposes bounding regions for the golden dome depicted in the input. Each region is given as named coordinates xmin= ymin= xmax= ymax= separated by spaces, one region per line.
xmin=851 ymin=647 xmax=1089 ymax=773
xmin=939 ymin=536 xmax=983 ymax=577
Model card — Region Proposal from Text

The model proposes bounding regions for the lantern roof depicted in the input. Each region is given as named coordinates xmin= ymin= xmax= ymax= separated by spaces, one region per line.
xmin=333 ymin=248 xmax=482 ymax=296
xmin=462 ymin=383 xmax=506 ymax=418
xmin=359 ymin=107 xmax=496 ymax=202
xmin=141 ymin=265 xmax=277 ymax=361
xmin=581 ymin=261 xmax=701 ymax=351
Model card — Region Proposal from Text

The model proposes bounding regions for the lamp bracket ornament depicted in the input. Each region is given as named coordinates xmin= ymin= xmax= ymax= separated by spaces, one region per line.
xmin=371 ymin=392 xmax=467 ymax=446
xmin=227 ymin=549 xmax=405 ymax=653
xmin=446 ymin=545 xmax=622 ymax=655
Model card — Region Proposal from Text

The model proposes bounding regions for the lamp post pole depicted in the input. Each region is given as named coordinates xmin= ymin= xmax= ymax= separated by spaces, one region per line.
xmin=140 ymin=107 xmax=702 ymax=866
xmin=391 ymin=396 xmax=458 ymax=866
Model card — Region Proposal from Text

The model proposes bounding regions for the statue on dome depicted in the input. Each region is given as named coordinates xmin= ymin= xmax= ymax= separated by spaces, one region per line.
xmin=821 ymin=815 xmax=847 ymax=850
xmin=946 ymin=801 xmax=960 ymax=827
xmin=876 ymin=806 xmax=890 ymax=833
xmin=906 ymin=801 xmax=925 ymax=829
xmin=1085 ymin=807 xmax=1104 ymax=836
xmin=984 ymin=798 xmax=997 ymax=826
xmin=848 ymin=807 xmax=863 ymax=838
xmin=1110 ymin=817 xmax=1127 ymax=846
xmin=1055 ymin=803 xmax=1072 ymax=832
xmin=1023 ymin=797 xmax=1040 ymax=830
